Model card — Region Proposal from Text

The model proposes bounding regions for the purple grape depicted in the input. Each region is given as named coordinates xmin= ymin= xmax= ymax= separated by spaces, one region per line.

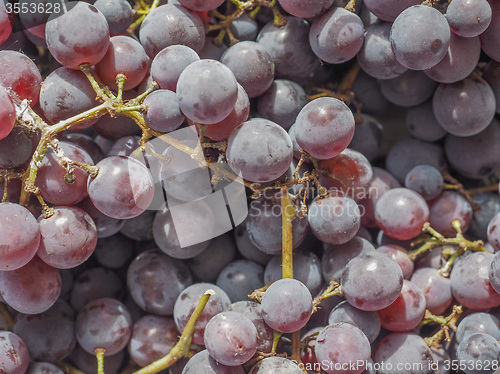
xmin=127 ymin=250 xmax=192 ymax=315
xmin=226 ymin=118 xmax=293 ymax=183
xmin=26 ymin=362 xmax=65 ymax=374
xmin=483 ymin=60 xmax=500 ymax=115
xmin=456 ymin=312 xmax=500 ymax=343
xmin=75 ymin=297 xmax=133 ymax=356
xmin=128 ymin=315 xmax=179 ymax=367
xmin=428 ymin=191 xmax=473 ymax=237
xmin=450 ymin=252 xmax=500 ymax=309
xmin=12 ymin=300 xmax=76 ymax=362
xmin=377 ymin=280 xmax=426 ymax=332
xmin=76 ymin=197 xmax=125 ymax=239
xmin=470 ymin=192 xmax=500 ymax=239
xmin=37 ymin=206 xmax=97 ymax=269
xmin=377 ymin=245 xmax=414 ymax=280
xmin=0 ymin=127 xmax=33 ymax=169
xmin=182 ymin=350 xmax=245 ymax=374
xmin=229 ymin=13 xmax=258 ymax=41
xmin=390 ymin=5 xmax=450 ymax=70
xmin=348 ymin=114 xmax=384 ymax=162
xmin=216 ymin=260 xmax=264 ymax=303
xmin=0 ymin=202 xmax=40 ymax=271
xmin=178 ymin=0 xmax=225 ymax=11
xmin=63 ymin=133 xmax=105 ymax=164
xmin=278 ymin=0 xmax=334 ymax=18
xmin=479 ymin=0 xmax=500 ymax=62
xmin=204 ymin=311 xmax=257 ymax=366
xmin=309 ymin=7 xmax=364 ymax=64
xmin=119 ymin=210 xmax=155 ymax=241
xmin=373 ymin=333 xmax=433 ymax=374
xmin=379 ymin=70 xmax=438 ymax=107
xmin=261 ymin=278 xmax=312 ymax=333
xmin=375 ymin=188 xmax=429 ymax=240
xmin=220 ymin=41 xmax=275 ymax=98
xmin=404 ymin=165 xmax=444 ymax=201
xmin=93 ymin=0 xmax=134 ymax=35
xmin=432 ymin=76 xmax=496 ymax=137
xmin=0 ymin=331 xmax=30 ymax=374
xmin=315 ymin=323 xmax=371 ymax=374
xmin=173 ymin=283 xmax=231 ymax=345
xmin=248 ymin=356 xmax=304 ymax=373
xmin=446 ymin=0 xmax=492 ymax=37
xmin=490 ymin=250 xmax=500 ymax=294
xmin=456 ymin=333 xmax=500 ymax=374
xmin=234 ymin=223 xmax=273 ymax=266
xmin=106 ymin=136 xmax=141 ymax=157
xmin=363 ymin=0 xmax=420 ymax=22
xmin=405 ymin=101 xmax=447 ymax=142
xmin=139 ymin=4 xmax=205 ymax=58
xmin=87 ymin=156 xmax=155 ymax=219
xmin=308 ymin=195 xmax=361 ymax=245
xmin=45 ymin=2 xmax=110 ymax=69
xmin=341 ymin=251 xmax=403 ymax=311
xmin=143 ymin=89 xmax=185 ymax=133
xmin=410 ymin=267 xmax=452 ymax=315
xmin=294 ymin=97 xmax=355 ymax=160
xmin=176 ymin=59 xmax=238 ymax=124
xmin=0 ymin=256 xmax=61 ymax=314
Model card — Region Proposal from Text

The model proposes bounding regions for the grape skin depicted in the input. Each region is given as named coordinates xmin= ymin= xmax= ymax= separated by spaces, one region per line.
xmin=456 ymin=333 xmax=500 ymax=374
xmin=0 ymin=331 xmax=30 ymax=374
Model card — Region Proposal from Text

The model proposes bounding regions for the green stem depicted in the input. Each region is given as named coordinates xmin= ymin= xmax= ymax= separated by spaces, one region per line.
xmin=95 ymin=348 xmax=105 ymax=374
xmin=132 ymin=290 xmax=214 ymax=374
xmin=271 ymin=331 xmax=281 ymax=353
xmin=281 ymin=187 xmax=295 ymax=279
xmin=116 ymin=74 xmax=126 ymax=102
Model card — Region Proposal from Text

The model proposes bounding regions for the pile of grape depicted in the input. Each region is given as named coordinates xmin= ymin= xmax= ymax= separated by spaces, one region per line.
xmin=1 ymin=0 xmax=500 ymax=373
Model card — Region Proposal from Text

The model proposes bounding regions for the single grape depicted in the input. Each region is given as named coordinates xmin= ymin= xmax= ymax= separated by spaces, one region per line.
xmin=216 ymin=260 xmax=264 ymax=303
xmin=234 ymin=222 xmax=273 ymax=266
xmin=226 ymin=118 xmax=293 ymax=183
xmin=150 ymin=45 xmax=200 ymax=91
xmin=93 ymin=233 xmax=134 ymax=269
xmin=12 ymin=299 xmax=76 ymax=362
xmin=87 ymin=156 xmax=155 ymax=219
xmin=377 ymin=280 xmax=426 ymax=332
xmin=95 ymin=35 xmax=150 ymax=90
xmin=405 ymin=101 xmax=448 ymax=142
xmin=379 ymin=70 xmax=438 ymax=107
xmin=220 ymin=41 xmax=274 ymax=98
xmin=143 ymin=89 xmax=185 ymax=133
xmin=308 ymin=194 xmax=361 ymax=245
xmin=294 ymin=97 xmax=355 ymax=160
xmin=0 ymin=256 xmax=61 ymax=314
xmin=348 ymin=114 xmax=384 ymax=162
xmin=404 ymin=165 xmax=444 ymax=201
xmin=139 ymin=4 xmax=205 ymax=58
xmin=446 ymin=0 xmax=492 ymax=37
xmin=0 ymin=331 xmax=30 ymax=374
xmin=363 ymin=0 xmax=420 ymax=22
xmin=278 ymin=0 xmax=334 ymax=18
xmin=248 ymin=356 xmax=304 ymax=373
xmin=377 ymin=245 xmax=414 ymax=280
xmin=315 ymin=323 xmax=371 ymax=374
xmin=127 ymin=250 xmax=193 ymax=315
xmin=390 ymin=5 xmax=450 ymax=70
xmin=176 ymin=59 xmax=238 ymax=124
xmin=456 ymin=312 xmax=500 ymax=343
xmin=93 ymin=0 xmax=134 ymax=35
xmin=450 ymin=251 xmax=500 ymax=309
xmin=37 ymin=206 xmax=97 ymax=269
xmin=45 ymin=2 xmax=110 ymax=69
xmin=75 ymin=297 xmax=133 ymax=356
xmin=182 ymin=350 xmax=245 ymax=374
xmin=375 ymin=188 xmax=429 ymax=240
xmin=469 ymin=192 xmax=500 ymax=239
xmin=119 ymin=210 xmax=155 ymax=242
xmin=128 ymin=315 xmax=179 ymax=367
xmin=0 ymin=85 xmax=16 ymax=141
xmin=309 ymin=7 xmax=364 ymax=64
xmin=261 ymin=278 xmax=312 ymax=333
xmin=204 ymin=311 xmax=257 ymax=366
xmin=410 ymin=267 xmax=452 ymax=315
xmin=341 ymin=251 xmax=403 ymax=311
xmin=373 ymin=333 xmax=433 ymax=374
xmin=229 ymin=13 xmax=259 ymax=42
xmin=0 ymin=202 xmax=40 ymax=271
xmin=432 ymin=76 xmax=496 ymax=137
xmin=36 ymin=141 xmax=94 ymax=205
xmin=456 ymin=333 xmax=500 ymax=374
xmin=178 ymin=0 xmax=225 ymax=11
xmin=479 ymin=0 xmax=500 ymax=61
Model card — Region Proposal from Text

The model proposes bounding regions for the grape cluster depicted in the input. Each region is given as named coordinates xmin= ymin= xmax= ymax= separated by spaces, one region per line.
xmin=0 ymin=0 xmax=500 ymax=373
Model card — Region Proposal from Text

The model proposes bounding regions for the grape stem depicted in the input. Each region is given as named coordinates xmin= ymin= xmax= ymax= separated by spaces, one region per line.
xmin=422 ymin=305 xmax=463 ymax=348
xmin=0 ymin=303 xmax=14 ymax=329
xmin=95 ymin=348 xmax=106 ymax=374
xmin=442 ymin=171 xmax=481 ymax=212
xmin=409 ymin=221 xmax=488 ymax=276
xmin=131 ymin=290 xmax=215 ymax=374
xmin=312 ymin=281 xmax=343 ymax=313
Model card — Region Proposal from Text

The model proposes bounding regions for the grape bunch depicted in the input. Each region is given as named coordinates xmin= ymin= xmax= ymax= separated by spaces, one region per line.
xmin=0 ymin=0 xmax=500 ymax=373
